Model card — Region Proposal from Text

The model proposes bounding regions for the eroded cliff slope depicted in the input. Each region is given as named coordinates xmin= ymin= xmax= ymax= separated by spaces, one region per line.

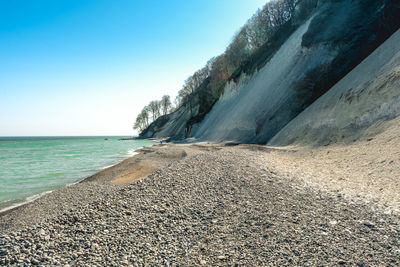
xmin=269 ymin=29 xmax=400 ymax=146
xmin=141 ymin=0 xmax=400 ymax=145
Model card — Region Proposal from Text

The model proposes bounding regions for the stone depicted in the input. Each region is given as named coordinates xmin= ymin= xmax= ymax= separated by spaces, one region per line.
xmin=0 ymin=250 xmax=8 ymax=257
xmin=362 ymin=221 xmax=375 ymax=229
xmin=30 ymin=258 xmax=40 ymax=265
xmin=0 ymin=147 xmax=398 ymax=265
xmin=344 ymin=229 xmax=352 ymax=235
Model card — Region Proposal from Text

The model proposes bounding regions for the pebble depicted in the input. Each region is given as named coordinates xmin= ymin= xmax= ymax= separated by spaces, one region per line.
xmin=0 ymin=148 xmax=398 ymax=265
xmin=362 ymin=220 xmax=375 ymax=228
xmin=30 ymin=258 xmax=40 ymax=265
xmin=0 ymin=250 xmax=8 ymax=257
xmin=344 ymin=229 xmax=352 ymax=234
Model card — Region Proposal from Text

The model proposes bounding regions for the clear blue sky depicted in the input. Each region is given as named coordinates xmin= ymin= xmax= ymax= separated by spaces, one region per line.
xmin=0 ymin=0 xmax=266 ymax=136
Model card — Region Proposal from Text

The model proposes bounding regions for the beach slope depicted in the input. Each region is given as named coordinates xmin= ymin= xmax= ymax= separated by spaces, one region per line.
xmin=0 ymin=141 xmax=399 ymax=265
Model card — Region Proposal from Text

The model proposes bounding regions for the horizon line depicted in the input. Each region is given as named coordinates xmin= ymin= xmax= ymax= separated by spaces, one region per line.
xmin=0 ymin=135 xmax=137 ymax=137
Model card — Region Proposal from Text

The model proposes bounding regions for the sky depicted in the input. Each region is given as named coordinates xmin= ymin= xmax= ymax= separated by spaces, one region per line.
xmin=0 ymin=0 xmax=267 ymax=136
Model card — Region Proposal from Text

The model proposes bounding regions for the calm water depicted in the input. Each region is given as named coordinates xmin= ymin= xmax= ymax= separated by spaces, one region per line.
xmin=0 ymin=136 xmax=154 ymax=211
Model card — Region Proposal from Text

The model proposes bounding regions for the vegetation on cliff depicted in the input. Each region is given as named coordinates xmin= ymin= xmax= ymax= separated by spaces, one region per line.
xmin=133 ymin=95 xmax=172 ymax=132
xmin=135 ymin=0 xmax=317 ymax=135
xmin=135 ymin=0 xmax=400 ymax=142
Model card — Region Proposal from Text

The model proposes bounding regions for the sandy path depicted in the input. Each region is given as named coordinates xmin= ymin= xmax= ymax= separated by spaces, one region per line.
xmin=110 ymin=145 xmax=187 ymax=185
xmin=81 ymin=145 xmax=187 ymax=185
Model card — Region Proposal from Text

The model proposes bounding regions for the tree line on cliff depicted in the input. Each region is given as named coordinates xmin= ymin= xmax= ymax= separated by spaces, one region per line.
xmin=134 ymin=0 xmax=318 ymax=134
xmin=133 ymin=95 xmax=172 ymax=132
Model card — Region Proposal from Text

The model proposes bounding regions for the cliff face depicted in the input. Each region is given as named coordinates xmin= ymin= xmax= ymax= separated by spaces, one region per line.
xmin=192 ymin=15 xmax=321 ymax=143
xmin=269 ymin=29 xmax=400 ymax=146
xmin=140 ymin=105 xmax=195 ymax=140
xmin=142 ymin=0 xmax=400 ymax=144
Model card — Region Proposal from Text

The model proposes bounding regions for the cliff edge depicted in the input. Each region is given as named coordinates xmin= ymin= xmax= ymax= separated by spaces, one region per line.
xmin=141 ymin=0 xmax=400 ymax=146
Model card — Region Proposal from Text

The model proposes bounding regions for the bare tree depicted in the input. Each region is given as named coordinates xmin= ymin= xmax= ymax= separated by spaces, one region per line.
xmin=140 ymin=106 xmax=150 ymax=128
xmin=160 ymin=95 xmax=172 ymax=115
xmin=178 ymin=76 xmax=197 ymax=115
xmin=173 ymin=96 xmax=180 ymax=110
xmin=133 ymin=118 xmax=142 ymax=132
xmin=148 ymin=100 xmax=161 ymax=121
xmin=134 ymin=0 xmax=316 ymax=134
xmin=133 ymin=111 xmax=146 ymax=132
xmin=176 ymin=64 xmax=212 ymax=114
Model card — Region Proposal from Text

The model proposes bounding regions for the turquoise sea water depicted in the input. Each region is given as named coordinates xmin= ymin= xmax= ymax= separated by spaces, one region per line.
xmin=0 ymin=137 xmax=154 ymax=211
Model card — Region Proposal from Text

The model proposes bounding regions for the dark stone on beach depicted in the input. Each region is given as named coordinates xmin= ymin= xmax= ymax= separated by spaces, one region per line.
xmin=30 ymin=258 xmax=40 ymax=265
xmin=0 ymin=250 xmax=8 ymax=257
xmin=72 ymin=215 xmax=78 ymax=223
xmin=362 ymin=220 xmax=375 ymax=229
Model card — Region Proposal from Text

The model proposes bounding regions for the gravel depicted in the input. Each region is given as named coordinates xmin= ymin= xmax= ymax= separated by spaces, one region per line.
xmin=0 ymin=147 xmax=399 ymax=266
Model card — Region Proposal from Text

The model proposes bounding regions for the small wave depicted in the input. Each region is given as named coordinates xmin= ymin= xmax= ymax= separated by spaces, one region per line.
xmin=98 ymin=147 xmax=143 ymax=171
xmin=126 ymin=147 xmax=142 ymax=157
xmin=0 ymin=190 xmax=53 ymax=214
xmin=101 ymin=164 xmax=116 ymax=170
xmin=65 ymin=181 xmax=79 ymax=187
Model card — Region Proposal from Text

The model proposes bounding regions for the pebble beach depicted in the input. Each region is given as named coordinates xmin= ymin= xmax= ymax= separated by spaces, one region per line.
xmin=0 ymin=144 xmax=399 ymax=266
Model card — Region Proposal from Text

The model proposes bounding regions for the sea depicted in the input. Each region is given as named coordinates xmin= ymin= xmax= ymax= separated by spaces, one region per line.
xmin=0 ymin=136 xmax=155 ymax=212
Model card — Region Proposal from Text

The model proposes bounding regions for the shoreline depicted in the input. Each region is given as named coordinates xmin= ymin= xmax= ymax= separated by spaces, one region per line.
xmin=0 ymin=143 xmax=188 ymax=233
xmin=0 ymin=141 xmax=398 ymax=265
xmin=0 ymin=190 xmax=54 ymax=216
xmin=0 ymin=144 xmax=151 ymax=218
xmin=2 ymin=121 xmax=399 ymax=223
xmin=2 ymin=126 xmax=400 ymax=221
